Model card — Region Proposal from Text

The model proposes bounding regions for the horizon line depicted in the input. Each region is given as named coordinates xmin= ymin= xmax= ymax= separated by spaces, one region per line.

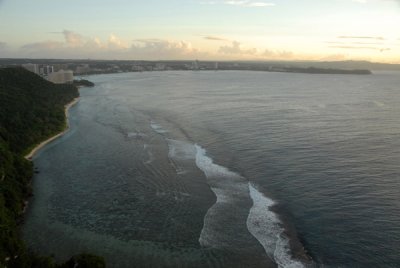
xmin=1 ymin=57 xmax=399 ymax=65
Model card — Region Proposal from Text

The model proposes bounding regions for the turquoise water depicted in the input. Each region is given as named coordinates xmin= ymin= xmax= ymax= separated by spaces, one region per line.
xmin=23 ymin=71 xmax=400 ymax=267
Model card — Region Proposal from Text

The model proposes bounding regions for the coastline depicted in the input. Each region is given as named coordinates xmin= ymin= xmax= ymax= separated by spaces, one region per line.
xmin=24 ymin=97 xmax=80 ymax=160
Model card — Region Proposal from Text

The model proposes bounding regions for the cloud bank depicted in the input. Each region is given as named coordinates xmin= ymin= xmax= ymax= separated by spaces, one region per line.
xmin=17 ymin=30 xmax=207 ymax=60
xmin=3 ymin=29 xmax=397 ymax=63
xmin=204 ymin=36 xmax=230 ymax=41
xmin=131 ymin=39 xmax=206 ymax=59
xmin=219 ymin=41 xmax=258 ymax=55
xmin=338 ymin=36 xmax=385 ymax=40
xmin=328 ymin=35 xmax=393 ymax=53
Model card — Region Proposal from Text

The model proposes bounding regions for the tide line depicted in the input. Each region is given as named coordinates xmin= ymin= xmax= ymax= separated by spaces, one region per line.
xmin=24 ymin=97 xmax=80 ymax=160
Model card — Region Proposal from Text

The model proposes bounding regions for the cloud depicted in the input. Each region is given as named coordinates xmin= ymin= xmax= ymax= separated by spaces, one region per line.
xmin=330 ymin=35 xmax=393 ymax=52
xmin=201 ymin=0 xmax=275 ymax=7
xmin=84 ymin=37 xmax=107 ymax=50
xmin=63 ymin=30 xmax=129 ymax=50
xmin=19 ymin=30 xmax=130 ymax=58
xmin=352 ymin=0 xmax=400 ymax=4
xmin=108 ymin=34 xmax=129 ymax=50
xmin=329 ymin=45 xmax=391 ymax=52
xmin=15 ymin=29 xmax=213 ymax=60
xmin=62 ymin=30 xmax=84 ymax=47
xmin=262 ymin=49 xmax=295 ymax=59
xmin=130 ymin=39 xmax=207 ymax=59
xmin=219 ymin=41 xmax=257 ymax=55
xmin=204 ymin=36 xmax=229 ymax=41
xmin=338 ymin=36 xmax=385 ymax=40
xmin=327 ymin=41 xmax=383 ymax=45
xmin=22 ymin=41 xmax=64 ymax=50
xmin=19 ymin=41 xmax=67 ymax=58
xmin=320 ymin=54 xmax=348 ymax=61
xmin=223 ymin=0 xmax=275 ymax=7
xmin=200 ymin=1 xmax=217 ymax=4
xmin=13 ymin=29 xmax=395 ymax=61
xmin=133 ymin=39 xmax=185 ymax=50
xmin=0 ymin=42 xmax=6 ymax=50
xmin=246 ymin=2 xmax=275 ymax=6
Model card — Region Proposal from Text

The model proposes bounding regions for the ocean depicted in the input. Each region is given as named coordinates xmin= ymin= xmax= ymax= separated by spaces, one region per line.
xmin=22 ymin=70 xmax=400 ymax=267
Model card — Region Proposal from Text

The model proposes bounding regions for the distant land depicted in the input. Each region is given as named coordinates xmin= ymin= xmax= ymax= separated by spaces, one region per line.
xmin=73 ymin=79 xmax=95 ymax=88
xmin=2 ymin=59 xmax=400 ymax=76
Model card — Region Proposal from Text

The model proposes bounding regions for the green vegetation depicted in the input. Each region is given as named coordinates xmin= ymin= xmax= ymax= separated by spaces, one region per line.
xmin=61 ymin=254 xmax=105 ymax=268
xmin=0 ymin=68 xmax=79 ymax=154
xmin=73 ymin=79 xmax=95 ymax=88
xmin=0 ymin=67 xmax=105 ymax=267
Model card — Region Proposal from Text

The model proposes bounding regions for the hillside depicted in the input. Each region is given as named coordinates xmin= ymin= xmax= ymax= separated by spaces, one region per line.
xmin=0 ymin=68 xmax=104 ymax=267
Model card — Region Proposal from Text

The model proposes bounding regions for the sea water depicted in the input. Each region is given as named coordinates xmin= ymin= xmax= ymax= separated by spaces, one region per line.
xmin=22 ymin=71 xmax=400 ymax=267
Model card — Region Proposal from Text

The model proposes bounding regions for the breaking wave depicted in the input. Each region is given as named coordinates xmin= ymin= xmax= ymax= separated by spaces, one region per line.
xmin=195 ymin=144 xmax=304 ymax=267
xmin=164 ymin=136 xmax=304 ymax=267
xmin=247 ymin=183 xmax=304 ymax=268
xmin=150 ymin=121 xmax=168 ymax=134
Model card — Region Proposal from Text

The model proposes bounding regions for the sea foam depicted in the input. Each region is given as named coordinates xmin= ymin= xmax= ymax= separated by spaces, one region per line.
xmin=195 ymin=145 xmax=239 ymax=180
xmin=167 ymin=139 xmax=196 ymax=161
xmin=127 ymin=132 xmax=146 ymax=138
xmin=195 ymin=144 xmax=250 ymax=248
xmin=166 ymin=139 xmax=197 ymax=175
xmin=247 ymin=183 xmax=304 ymax=268
xmin=166 ymin=138 xmax=304 ymax=267
xmin=195 ymin=145 xmax=304 ymax=267
xmin=150 ymin=121 xmax=168 ymax=134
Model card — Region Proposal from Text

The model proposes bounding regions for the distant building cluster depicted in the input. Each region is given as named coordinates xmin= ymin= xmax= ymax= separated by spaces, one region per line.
xmin=0 ymin=58 xmax=393 ymax=77
xmin=73 ymin=60 xmax=220 ymax=73
xmin=17 ymin=60 xmax=225 ymax=77
xmin=21 ymin=63 xmax=74 ymax=84
xmin=75 ymin=64 xmax=91 ymax=74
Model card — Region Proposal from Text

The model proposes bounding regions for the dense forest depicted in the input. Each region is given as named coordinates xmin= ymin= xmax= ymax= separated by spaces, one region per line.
xmin=73 ymin=79 xmax=95 ymax=88
xmin=0 ymin=68 xmax=104 ymax=267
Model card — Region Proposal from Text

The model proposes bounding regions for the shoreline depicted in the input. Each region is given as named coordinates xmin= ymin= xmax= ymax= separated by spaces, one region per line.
xmin=24 ymin=97 xmax=80 ymax=160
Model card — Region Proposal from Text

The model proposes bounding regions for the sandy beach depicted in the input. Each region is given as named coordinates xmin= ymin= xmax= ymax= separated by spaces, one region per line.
xmin=24 ymin=97 xmax=80 ymax=160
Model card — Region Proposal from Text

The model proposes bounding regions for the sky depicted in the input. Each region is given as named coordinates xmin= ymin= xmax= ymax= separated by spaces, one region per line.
xmin=0 ymin=0 xmax=399 ymax=63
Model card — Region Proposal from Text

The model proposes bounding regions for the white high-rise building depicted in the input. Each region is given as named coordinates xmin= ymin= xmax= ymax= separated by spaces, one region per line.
xmin=22 ymin=63 xmax=39 ymax=74
xmin=46 ymin=70 xmax=74 ymax=84
xmin=42 ymin=65 xmax=54 ymax=75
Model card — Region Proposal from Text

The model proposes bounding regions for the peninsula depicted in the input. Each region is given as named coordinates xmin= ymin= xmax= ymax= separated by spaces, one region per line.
xmin=2 ymin=59 xmax=394 ymax=76
xmin=0 ymin=67 xmax=103 ymax=267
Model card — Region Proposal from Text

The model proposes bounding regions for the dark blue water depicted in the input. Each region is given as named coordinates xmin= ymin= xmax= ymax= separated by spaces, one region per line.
xmin=23 ymin=71 xmax=400 ymax=267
